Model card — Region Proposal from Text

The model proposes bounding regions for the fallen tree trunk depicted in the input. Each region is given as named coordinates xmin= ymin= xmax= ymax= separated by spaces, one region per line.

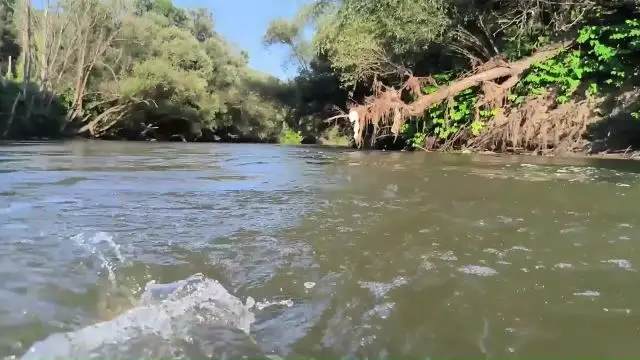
xmin=406 ymin=43 xmax=571 ymax=117
xmin=345 ymin=41 xmax=573 ymax=148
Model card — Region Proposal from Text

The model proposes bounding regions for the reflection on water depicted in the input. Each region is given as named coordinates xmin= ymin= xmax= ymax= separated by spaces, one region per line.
xmin=2 ymin=140 xmax=640 ymax=358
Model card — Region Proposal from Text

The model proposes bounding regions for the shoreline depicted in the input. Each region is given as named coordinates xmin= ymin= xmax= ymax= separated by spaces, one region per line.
xmin=443 ymin=148 xmax=640 ymax=161
xmin=3 ymin=136 xmax=640 ymax=162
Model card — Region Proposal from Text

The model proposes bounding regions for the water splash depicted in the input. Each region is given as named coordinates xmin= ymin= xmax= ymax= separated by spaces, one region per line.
xmin=71 ymin=232 xmax=125 ymax=285
xmin=67 ymin=232 xmax=143 ymax=321
xmin=20 ymin=274 xmax=264 ymax=360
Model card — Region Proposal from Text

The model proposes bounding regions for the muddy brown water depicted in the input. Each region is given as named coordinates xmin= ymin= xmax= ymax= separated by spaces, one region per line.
xmin=2 ymin=140 xmax=640 ymax=358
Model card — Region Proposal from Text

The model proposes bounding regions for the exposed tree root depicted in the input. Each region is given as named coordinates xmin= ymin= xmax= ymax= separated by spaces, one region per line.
xmin=76 ymin=97 xmax=157 ymax=137
xmin=340 ymin=42 xmax=572 ymax=148
xmin=467 ymin=94 xmax=600 ymax=154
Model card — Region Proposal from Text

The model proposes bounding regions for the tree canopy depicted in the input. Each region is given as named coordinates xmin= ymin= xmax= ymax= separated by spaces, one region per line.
xmin=263 ymin=0 xmax=640 ymax=152
xmin=0 ymin=0 xmax=294 ymax=142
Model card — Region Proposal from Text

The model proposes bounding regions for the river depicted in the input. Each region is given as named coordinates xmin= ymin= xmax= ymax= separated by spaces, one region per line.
xmin=1 ymin=140 xmax=640 ymax=358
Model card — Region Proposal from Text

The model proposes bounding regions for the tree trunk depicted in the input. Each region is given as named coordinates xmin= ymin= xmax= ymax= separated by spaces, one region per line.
xmin=68 ymin=30 xmax=88 ymax=121
xmin=20 ymin=0 xmax=33 ymax=126
xmin=6 ymin=55 xmax=12 ymax=79
xmin=21 ymin=0 xmax=31 ymax=92
xmin=406 ymin=43 xmax=570 ymax=117
xmin=39 ymin=1 xmax=49 ymax=94
xmin=2 ymin=93 xmax=22 ymax=138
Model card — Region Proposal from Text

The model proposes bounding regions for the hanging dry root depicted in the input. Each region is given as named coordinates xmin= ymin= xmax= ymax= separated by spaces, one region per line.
xmin=468 ymin=93 xmax=599 ymax=154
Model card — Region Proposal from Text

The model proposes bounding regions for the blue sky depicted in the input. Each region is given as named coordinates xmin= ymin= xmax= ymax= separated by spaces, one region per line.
xmin=177 ymin=0 xmax=307 ymax=80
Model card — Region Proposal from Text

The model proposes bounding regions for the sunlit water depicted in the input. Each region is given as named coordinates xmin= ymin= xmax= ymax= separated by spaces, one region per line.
xmin=2 ymin=140 xmax=640 ymax=358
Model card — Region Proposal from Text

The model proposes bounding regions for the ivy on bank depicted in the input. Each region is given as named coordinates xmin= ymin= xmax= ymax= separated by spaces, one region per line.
xmin=401 ymin=18 xmax=640 ymax=149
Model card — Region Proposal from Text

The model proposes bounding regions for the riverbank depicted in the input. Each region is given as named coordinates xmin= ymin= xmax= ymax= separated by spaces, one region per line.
xmin=6 ymin=135 xmax=640 ymax=164
xmin=4 ymin=85 xmax=640 ymax=161
xmin=448 ymin=148 xmax=640 ymax=161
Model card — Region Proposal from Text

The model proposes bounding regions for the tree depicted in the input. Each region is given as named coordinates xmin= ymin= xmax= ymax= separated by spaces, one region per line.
xmin=263 ymin=18 xmax=311 ymax=74
xmin=189 ymin=8 xmax=214 ymax=42
xmin=312 ymin=0 xmax=451 ymax=86
xmin=270 ymin=0 xmax=640 ymax=151
xmin=1 ymin=0 xmax=297 ymax=141
xmin=0 ymin=0 xmax=19 ymax=78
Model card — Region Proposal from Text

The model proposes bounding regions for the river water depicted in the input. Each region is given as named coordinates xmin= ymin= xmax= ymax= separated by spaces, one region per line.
xmin=1 ymin=140 xmax=640 ymax=358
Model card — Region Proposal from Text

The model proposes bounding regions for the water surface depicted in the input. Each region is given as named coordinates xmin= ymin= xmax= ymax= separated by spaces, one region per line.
xmin=2 ymin=140 xmax=640 ymax=358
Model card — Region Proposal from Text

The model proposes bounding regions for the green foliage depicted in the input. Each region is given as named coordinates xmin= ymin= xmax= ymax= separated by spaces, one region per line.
xmin=319 ymin=125 xmax=350 ymax=146
xmin=135 ymin=0 xmax=188 ymax=27
xmin=263 ymin=18 xmax=312 ymax=72
xmin=395 ymin=16 xmax=640 ymax=150
xmin=0 ymin=80 xmax=67 ymax=138
xmin=313 ymin=0 xmax=451 ymax=87
xmin=400 ymin=73 xmax=496 ymax=149
xmin=0 ymin=0 xmax=19 ymax=77
xmin=513 ymin=19 xmax=640 ymax=104
xmin=511 ymin=51 xmax=584 ymax=104
xmin=399 ymin=122 xmax=426 ymax=149
xmin=0 ymin=0 xmax=295 ymax=141
xmin=262 ymin=0 xmax=640 ymax=151
xmin=278 ymin=123 xmax=303 ymax=145
xmin=263 ymin=19 xmax=300 ymax=47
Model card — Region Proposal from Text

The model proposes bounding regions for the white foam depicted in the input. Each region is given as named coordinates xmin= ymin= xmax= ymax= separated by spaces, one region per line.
xmin=509 ymin=246 xmax=532 ymax=252
xmin=554 ymin=263 xmax=573 ymax=269
xmin=359 ymin=276 xmax=409 ymax=299
xmin=255 ymin=299 xmax=294 ymax=310
xmin=602 ymin=259 xmax=632 ymax=270
xmin=458 ymin=265 xmax=498 ymax=277
xmin=437 ymin=251 xmax=458 ymax=261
